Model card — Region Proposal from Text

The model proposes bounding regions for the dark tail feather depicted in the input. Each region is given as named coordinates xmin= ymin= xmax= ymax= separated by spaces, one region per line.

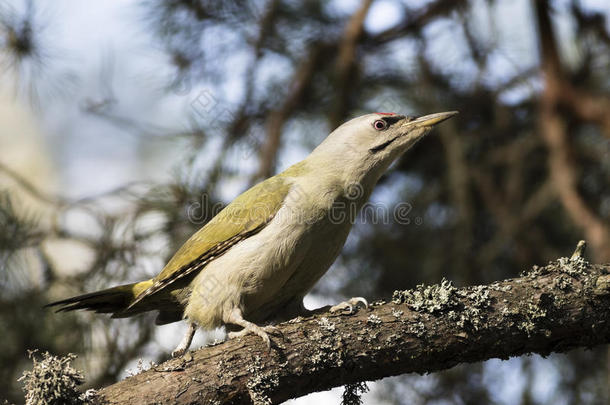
xmin=45 ymin=280 xmax=153 ymax=316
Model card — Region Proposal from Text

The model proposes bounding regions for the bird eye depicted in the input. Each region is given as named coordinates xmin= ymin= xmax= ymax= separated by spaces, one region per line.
xmin=373 ymin=120 xmax=387 ymax=131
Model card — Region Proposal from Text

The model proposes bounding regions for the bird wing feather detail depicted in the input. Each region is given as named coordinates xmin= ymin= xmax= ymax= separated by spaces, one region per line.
xmin=126 ymin=175 xmax=293 ymax=309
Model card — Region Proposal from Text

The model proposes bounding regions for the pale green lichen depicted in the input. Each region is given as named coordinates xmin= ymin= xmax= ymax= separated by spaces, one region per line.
xmin=215 ymin=358 xmax=236 ymax=381
xmin=553 ymin=274 xmax=573 ymax=291
xmin=389 ymin=256 xmax=591 ymax=342
xmin=501 ymin=306 xmax=516 ymax=317
xmin=393 ymin=278 xmax=492 ymax=331
xmin=392 ymin=278 xmax=459 ymax=313
xmin=18 ymin=351 xmax=93 ymax=405
xmin=522 ymin=256 xmax=590 ymax=278
xmin=317 ymin=317 xmax=336 ymax=332
xmin=367 ymin=314 xmax=382 ymax=325
xmin=307 ymin=316 xmax=348 ymax=369
xmin=391 ymin=308 xmax=404 ymax=318
xmin=454 ymin=285 xmax=492 ymax=329
xmin=126 ymin=358 xmax=158 ymax=376
xmin=512 ymin=256 xmax=591 ymax=337
xmin=558 ymin=256 xmax=588 ymax=276
xmin=408 ymin=321 xmax=426 ymax=337
xmin=310 ymin=333 xmax=346 ymax=368
xmin=247 ymin=374 xmax=279 ymax=405
xmin=246 ymin=355 xmax=279 ymax=405
xmin=466 ymin=286 xmax=491 ymax=308
xmin=518 ymin=302 xmax=549 ymax=337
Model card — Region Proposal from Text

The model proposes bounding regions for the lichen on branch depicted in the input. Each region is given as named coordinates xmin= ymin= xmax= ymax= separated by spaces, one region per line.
xmin=90 ymin=242 xmax=610 ymax=405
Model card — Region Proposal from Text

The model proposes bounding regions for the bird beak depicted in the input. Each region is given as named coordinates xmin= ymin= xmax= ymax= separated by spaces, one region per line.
xmin=410 ymin=111 xmax=458 ymax=128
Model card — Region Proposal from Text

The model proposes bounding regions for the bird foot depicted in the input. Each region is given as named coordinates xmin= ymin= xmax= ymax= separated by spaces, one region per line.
xmin=171 ymin=346 xmax=188 ymax=358
xmin=228 ymin=324 xmax=281 ymax=350
xmin=171 ymin=322 xmax=197 ymax=358
xmin=330 ymin=297 xmax=368 ymax=314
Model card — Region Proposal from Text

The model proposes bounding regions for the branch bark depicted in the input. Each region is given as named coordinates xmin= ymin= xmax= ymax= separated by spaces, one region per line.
xmin=94 ymin=246 xmax=610 ymax=404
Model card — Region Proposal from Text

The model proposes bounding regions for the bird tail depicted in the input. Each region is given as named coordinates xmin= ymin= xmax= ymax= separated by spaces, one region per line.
xmin=45 ymin=279 xmax=154 ymax=318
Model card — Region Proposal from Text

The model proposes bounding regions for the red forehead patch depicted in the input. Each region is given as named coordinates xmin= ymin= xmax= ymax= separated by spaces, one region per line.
xmin=375 ymin=112 xmax=396 ymax=115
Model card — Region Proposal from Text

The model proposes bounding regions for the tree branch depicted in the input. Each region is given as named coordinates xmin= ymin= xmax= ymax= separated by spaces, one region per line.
xmin=329 ymin=0 xmax=373 ymax=128
xmin=535 ymin=0 xmax=610 ymax=262
xmin=253 ymin=41 xmax=328 ymax=182
xmin=94 ymin=244 xmax=610 ymax=404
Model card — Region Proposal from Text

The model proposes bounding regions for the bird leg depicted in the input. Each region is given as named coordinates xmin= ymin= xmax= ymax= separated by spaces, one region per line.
xmin=330 ymin=297 xmax=368 ymax=314
xmin=225 ymin=308 xmax=280 ymax=350
xmin=171 ymin=322 xmax=197 ymax=358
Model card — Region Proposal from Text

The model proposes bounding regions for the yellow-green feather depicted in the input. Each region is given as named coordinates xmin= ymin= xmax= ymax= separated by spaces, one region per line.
xmin=156 ymin=175 xmax=291 ymax=282
xmin=46 ymin=161 xmax=308 ymax=317
xmin=129 ymin=167 xmax=301 ymax=306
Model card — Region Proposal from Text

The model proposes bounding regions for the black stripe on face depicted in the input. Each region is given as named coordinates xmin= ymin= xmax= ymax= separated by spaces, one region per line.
xmin=369 ymin=137 xmax=397 ymax=153
xmin=381 ymin=115 xmax=406 ymax=126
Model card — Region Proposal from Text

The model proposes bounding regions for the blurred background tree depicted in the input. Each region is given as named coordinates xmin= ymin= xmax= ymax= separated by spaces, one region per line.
xmin=1 ymin=0 xmax=609 ymax=403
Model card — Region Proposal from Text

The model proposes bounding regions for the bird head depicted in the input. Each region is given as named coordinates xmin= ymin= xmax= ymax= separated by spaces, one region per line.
xmin=309 ymin=111 xmax=458 ymax=184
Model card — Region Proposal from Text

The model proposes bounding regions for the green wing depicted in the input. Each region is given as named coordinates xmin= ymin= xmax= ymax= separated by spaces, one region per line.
xmin=127 ymin=174 xmax=292 ymax=308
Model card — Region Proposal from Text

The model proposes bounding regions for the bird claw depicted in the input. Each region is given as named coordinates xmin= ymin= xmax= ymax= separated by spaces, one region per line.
xmin=171 ymin=322 xmax=197 ymax=358
xmin=228 ymin=324 xmax=280 ymax=350
xmin=171 ymin=347 xmax=188 ymax=358
xmin=330 ymin=297 xmax=368 ymax=314
xmin=261 ymin=325 xmax=284 ymax=339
